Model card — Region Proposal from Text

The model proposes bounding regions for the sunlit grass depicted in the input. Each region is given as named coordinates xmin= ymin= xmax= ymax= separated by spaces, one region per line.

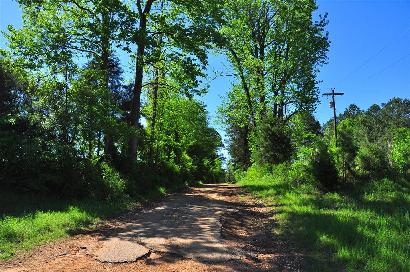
xmin=238 ymin=166 xmax=410 ymax=272
xmin=0 ymin=192 xmax=134 ymax=260
xmin=0 ymin=207 xmax=91 ymax=259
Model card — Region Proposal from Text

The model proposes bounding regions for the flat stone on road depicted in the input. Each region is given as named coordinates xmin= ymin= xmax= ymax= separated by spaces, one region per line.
xmin=94 ymin=238 xmax=150 ymax=263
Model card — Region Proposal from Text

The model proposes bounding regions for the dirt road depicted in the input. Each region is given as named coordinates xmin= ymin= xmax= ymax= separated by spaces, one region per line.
xmin=0 ymin=184 xmax=303 ymax=272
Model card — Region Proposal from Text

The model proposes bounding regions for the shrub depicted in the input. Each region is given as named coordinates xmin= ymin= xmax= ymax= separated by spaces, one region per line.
xmin=99 ymin=162 xmax=126 ymax=200
xmin=390 ymin=127 xmax=410 ymax=174
xmin=311 ymin=142 xmax=339 ymax=190
xmin=354 ymin=143 xmax=388 ymax=179
xmin=251 ymin=114 xmax=292 ymax=166
xmin=289 ymin=145 xmax=316 ymax=185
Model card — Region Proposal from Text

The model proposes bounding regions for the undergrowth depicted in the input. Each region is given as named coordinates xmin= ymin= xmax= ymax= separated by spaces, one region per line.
xmin=237 ymin=165 xmax=410 ymax=272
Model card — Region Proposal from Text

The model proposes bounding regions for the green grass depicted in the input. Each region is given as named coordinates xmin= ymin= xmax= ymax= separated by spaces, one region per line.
xmin=237 ymin=165 xmax=410 ymax=272
xmin=0 ymin=191 xmax=137 ymax=260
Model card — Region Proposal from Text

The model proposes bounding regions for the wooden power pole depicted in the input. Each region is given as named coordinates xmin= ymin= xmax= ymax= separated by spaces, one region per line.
xmin=323 ymin=89 xmax=344 ymax=146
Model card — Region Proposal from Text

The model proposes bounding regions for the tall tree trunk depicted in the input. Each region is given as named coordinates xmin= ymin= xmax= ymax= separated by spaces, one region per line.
xmin=100 ymin=9 xmax=117 ymax=162
xmin=278 ymin=42 xmax=290 ymax=119
xmin=62 ymin=66 xmax=70 ymax=144
xmin=127 ymin=0 xmax=155 ymax=171
xmin=243 ymin=124 xmax=251 ymax=169
xmin=239 ymin=124 xmax=251 ymax=169
xmin=96 ymin=131 xmax=102 ymax=157
xmin=278 ymin=80 xmax=286 ymax=119
xmin=273 ymin=88 xmax=279 ymax=116
xmin=257 ymin=44 xmax=266 ymax=117
xmin=149 ymin=67 xmax=159 ymax=163
xmin=149 ymin=1 xmax=163 ymax=165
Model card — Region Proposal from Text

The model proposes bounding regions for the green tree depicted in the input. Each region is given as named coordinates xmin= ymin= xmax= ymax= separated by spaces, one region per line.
xmin=1 ymin=0 xmax=226 ymax=195
xmin=219 ymin=0 xmax=329 ymax=169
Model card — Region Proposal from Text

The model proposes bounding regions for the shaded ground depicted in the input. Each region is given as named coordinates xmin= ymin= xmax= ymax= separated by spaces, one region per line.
xmin=0 ymin=184 xmax=304 ymax=272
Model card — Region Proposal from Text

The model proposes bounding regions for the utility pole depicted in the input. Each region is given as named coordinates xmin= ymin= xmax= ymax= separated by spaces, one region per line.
xmin=323 ymin=89 xmax=344 ymax=146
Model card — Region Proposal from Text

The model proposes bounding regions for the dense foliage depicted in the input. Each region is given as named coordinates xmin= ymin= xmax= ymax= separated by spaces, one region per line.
xmin=326 ymin=99 xmax=410 ymax=183
xmin=218 ymin=0 xmax=330 ymax=171
xmin=0 ymin=0 xmax=225 ymax=198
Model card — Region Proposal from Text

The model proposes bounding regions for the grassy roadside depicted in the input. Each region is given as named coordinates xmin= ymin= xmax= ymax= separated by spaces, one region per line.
xmin=0 ymin=182 xmax=187 ymax=260
xmin=0 ymin=192 xmax=137 ymax=260
xmin=237 ymin=165 xmax=410 ymax=272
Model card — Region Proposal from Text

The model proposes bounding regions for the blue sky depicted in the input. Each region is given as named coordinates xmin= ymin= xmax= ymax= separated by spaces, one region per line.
xmin=1 ymin=0 xmax=410 ymax=150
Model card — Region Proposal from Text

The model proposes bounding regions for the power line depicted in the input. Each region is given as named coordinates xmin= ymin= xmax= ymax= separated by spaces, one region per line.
xmin=368 ymin=53 xmax=410 ymax=79
xmin=337 ymin=28 xmax=410 ymax=83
